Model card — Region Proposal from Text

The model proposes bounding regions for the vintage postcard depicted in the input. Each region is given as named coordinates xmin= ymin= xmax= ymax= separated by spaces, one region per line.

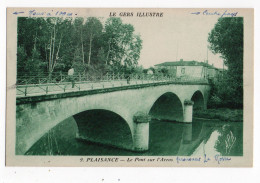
xmin=6 ymin=8 xmax=253 ymax=167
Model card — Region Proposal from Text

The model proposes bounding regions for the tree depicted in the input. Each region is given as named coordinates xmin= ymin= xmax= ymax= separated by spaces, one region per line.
xmin=84 ymin=17 xmax=103 ymax=65
xmin=17 ymin=16 xmax=142 ymax=79
xmin=17 ymin=46 xmax=27 ymax=74
xmin=104 ymin=17 xmax=142 ymax=70
xmin=72 ymin=18 xmax=85 ymax=64
xmin=208 ymin=17 xmax=243 ymax=107
xmin=27 ymin=48 xmax=44 ymax=75
xmin=45 ymin=17 xmax=66 ymax=78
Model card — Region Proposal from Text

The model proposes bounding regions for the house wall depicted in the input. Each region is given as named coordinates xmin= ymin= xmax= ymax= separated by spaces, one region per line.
xmin=176 ymin=66 xmax=206 ymax=78
xmin=155 ymin=66 xmax=177 ymax=77
xmin=155 ymin=64 xmax=222 ymax=79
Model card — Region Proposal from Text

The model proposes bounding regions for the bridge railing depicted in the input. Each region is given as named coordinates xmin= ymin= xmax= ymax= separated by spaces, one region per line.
xmin=16 ymin=72 xmax=208 ymax=96
xmin=16 ymin=72 xmax=128 ymax=84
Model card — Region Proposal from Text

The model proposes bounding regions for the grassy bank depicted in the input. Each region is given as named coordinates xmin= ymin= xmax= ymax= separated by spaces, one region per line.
xmin=193 ymin=108 xmax=243 ymax=122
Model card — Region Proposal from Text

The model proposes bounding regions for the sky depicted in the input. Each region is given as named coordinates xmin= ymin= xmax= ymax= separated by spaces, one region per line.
xmin=113 ymin=10 xmax=225 ymax=69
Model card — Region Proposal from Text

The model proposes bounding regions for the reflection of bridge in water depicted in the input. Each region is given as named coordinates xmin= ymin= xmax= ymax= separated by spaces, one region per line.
xmin=177 ymin=121 xmax=214 ymax=156
xmin=26 ymin=118 xmax=216 ymax=156
xmin=16 ymin=73 xmax=210 ymax=155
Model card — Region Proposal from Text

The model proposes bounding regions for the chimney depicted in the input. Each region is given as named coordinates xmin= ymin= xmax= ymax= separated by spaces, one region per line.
xmin=180 ymin=59 xmax=183 ymax=62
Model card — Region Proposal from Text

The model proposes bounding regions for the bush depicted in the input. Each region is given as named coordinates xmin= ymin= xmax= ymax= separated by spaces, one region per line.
xmin=193 ymin=108 xmax=243 ymax=122
xmin=208 ymin=72 xmax=243 ymax=109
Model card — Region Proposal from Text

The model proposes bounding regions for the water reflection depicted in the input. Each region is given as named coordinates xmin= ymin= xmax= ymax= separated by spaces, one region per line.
xmin=26 ymin=117 xmax=243 ymax=156
xmin=182 ymin=124 xmax=192 ymax=144
xmin=214 ymin=124 xmax=243 ymax=156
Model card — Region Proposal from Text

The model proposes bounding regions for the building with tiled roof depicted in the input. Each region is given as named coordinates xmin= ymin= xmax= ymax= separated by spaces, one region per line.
xmin=154 ymin=59 xmax=220 ymax=79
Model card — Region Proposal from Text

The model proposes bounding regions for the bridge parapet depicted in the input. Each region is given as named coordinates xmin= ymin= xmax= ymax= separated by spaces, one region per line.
xmin=17 ymin=72 xmax=208 ymax=85
xmin=16 ymin=73 xmax=208 ymax=97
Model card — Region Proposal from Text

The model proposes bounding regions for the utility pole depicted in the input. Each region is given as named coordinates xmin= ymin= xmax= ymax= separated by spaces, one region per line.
xmin=176 ymin=41 xmax=178 ymax=61
xmin=206 ymin=47 xmax=208 ymax=64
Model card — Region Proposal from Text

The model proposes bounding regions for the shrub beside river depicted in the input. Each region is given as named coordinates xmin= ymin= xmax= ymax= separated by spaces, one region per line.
xmin=193 ymin=108 xmax=243 ymax=122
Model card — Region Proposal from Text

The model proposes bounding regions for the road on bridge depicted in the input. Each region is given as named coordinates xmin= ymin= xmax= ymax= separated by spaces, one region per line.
xmin=16 ymin=79 xmax=171 ymax=97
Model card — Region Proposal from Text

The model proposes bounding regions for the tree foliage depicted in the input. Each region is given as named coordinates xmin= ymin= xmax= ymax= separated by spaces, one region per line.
xmin=208 ymin=17 xmax=243 ymax=108
xmin=17 ymin=17 xmax=143 ymax=77
xmin=104 ymin=17 xmax=142 ymax=72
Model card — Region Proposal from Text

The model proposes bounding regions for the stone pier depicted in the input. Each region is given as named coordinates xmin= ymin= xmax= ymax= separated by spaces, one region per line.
xmin=133 ymin=112 xmax=151 ymax=151
xmin=183 ymin=100 xmax=194 ymax=123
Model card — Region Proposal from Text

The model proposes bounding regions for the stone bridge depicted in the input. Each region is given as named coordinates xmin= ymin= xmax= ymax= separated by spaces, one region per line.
xmin=16 ymin=81 xmax=210 ymax=155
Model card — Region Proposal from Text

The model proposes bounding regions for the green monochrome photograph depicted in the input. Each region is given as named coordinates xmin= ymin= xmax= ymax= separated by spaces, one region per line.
xmin=6 ymin=8 xmax=253 ymax=167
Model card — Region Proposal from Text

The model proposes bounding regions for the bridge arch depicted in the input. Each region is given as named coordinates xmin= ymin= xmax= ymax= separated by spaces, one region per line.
xmin=149 ymin=92 xmax=183 ymax=122
xmin=23 ymin=108 xmax=134 ymax=154
xmin=191 ymin=90 xmax=205 ymax=110
xmin=73 ymin=109 xmax=133 ymax=150
xmin=25 ymin=109 xmax=134 ymax=154
xmin=16 ymin=98 xmax=135 ymax=154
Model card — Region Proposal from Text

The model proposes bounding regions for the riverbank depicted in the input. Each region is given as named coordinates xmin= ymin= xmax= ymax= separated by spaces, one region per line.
xmin=193 ymin=108 xmax=243 ymax=122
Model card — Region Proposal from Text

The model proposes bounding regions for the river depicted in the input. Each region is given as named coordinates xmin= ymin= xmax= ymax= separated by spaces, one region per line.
xmin=26 ymin=117 xmax=243 ymax=156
